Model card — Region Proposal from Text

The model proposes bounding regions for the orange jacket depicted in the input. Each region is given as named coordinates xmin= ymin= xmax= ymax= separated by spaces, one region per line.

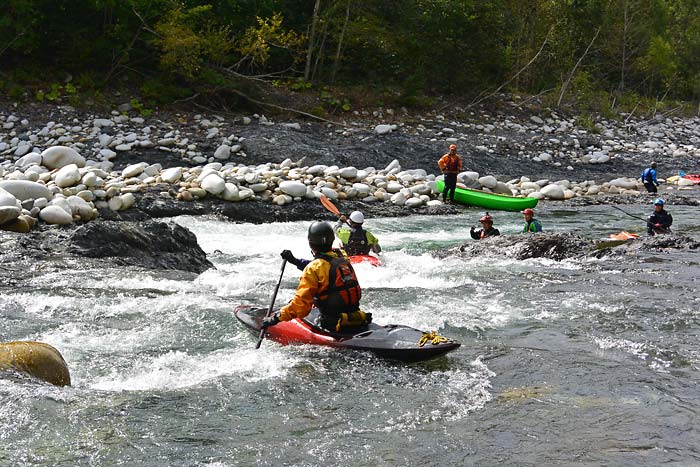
xmin=437 ymin=153 xmax=462 ymax=173
xmin=279 ymin=250 xmax=356 ymax=321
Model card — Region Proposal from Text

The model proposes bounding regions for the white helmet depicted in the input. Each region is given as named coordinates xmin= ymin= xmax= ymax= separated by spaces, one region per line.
xmin=349 ymin=211 xmax=364 ymax=224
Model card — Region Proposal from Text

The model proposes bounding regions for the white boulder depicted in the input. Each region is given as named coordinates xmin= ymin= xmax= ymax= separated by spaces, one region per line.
xmin=405 ymin=197 xmax=424 ymax=208
xmin=39 ymin=205 xmax=73 ymax=225
xmin=214 ymin=144 xmax=231 ymax=160
xmin=375 ymin=124 xmax=396 ymax=135
xmin=0 ymin=187 xmax=18 ymax=208
xmin=339 ymin=167 xmax=358 ymax=179
xmin=161 ymin=167 xmax=183 ymax=184
xmin=279 ymin=181 xmax=307 ymax=197
xmin=122 ymin=163 xmax=146 ymax=178
xmin=478 ymin=175 xmax=497 ymax=189
xmin=221 ymin=183 xmax=240 ymax=201
xmin=0 ymin=180 xmax=53 ymax=201
xmin=41 ymin=146 xmax=86 ymax=169
xmin=54 ymin=164 xmax=81 ymax=188
xmin=201 ymin=174 xmax=226 ymax=195
xmin=540 ymin=184 xmax=566 ymax=200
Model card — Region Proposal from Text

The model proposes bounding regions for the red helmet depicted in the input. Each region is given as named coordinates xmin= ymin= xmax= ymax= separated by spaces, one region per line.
xmin=449 ymin=144 xmax=457 ymax=150
xmin=479 ymin=214 xmax=493 ymax=223
xmin=522 ymin=208 xmax=534 ymax=215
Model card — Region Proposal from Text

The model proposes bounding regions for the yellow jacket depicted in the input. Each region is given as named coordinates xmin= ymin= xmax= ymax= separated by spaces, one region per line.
xmin=279 ymin=250 xmax=348 ymax=321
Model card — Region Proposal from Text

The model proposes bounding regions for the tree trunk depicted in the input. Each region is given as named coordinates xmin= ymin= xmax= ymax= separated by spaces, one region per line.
xmin=619 ymin=0 xmax=629 ymax=92
xmin=312 ymin=21 xmax=328 ymax=82
xmin=331 ymin=0 xmax=351 ymax=83
xmin=304 ymin=0 xmax=322 ymax=81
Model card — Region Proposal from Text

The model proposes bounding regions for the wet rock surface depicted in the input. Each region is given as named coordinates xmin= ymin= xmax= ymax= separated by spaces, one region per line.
xmin=439 ymin=233 xmax=596 ymax=261
xmin=437 ymin=232 xmax=700 ymax=262
xmin=2 ymin=220 xmax=213 ymax=274
xmin=591 ymin=234 xmax=700 ymax=258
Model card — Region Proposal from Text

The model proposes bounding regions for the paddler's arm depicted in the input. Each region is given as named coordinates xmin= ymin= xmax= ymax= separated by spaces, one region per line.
xmin=278 ymin=267 xmax=320 ymax=321
xmin=332 ymin=217 xmax=347 ymax=234
xmin=366 ymin=231 xmax=381 ymax=254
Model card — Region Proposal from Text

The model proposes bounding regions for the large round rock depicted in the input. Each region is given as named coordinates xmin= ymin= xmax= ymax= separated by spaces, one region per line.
xmin=0 ymin=341 xmax=71 ymax=386
xmin=0 ymin=180 xmax=53 ymax=202
xmin=41 ymin=146 xmax=86 ymax=170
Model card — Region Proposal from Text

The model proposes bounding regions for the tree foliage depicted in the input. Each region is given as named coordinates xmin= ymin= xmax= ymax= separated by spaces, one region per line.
xmin=1 ymin=0 xmax=699 ymax=107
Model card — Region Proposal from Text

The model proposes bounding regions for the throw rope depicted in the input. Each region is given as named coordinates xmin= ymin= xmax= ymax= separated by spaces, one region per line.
xmin=418 ymin=331 xmax=450 ymax=347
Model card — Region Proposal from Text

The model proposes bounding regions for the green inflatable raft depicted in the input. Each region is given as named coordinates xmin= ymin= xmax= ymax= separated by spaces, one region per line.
xmin=436 ymin=179 xmax=539 ymax=212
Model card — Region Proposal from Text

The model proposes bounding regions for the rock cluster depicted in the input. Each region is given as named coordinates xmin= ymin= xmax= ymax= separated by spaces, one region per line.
xmin=1 ymin=104 xmax=699 ymax=233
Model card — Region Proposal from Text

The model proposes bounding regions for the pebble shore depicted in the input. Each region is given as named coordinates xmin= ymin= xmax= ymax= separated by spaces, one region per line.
xmin=1 ymin=101 xmax=699 ymax=233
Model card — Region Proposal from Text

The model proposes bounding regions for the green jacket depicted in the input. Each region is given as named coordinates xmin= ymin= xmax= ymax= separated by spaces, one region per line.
xmin=335 ymin=224 xmax=381 ymax=255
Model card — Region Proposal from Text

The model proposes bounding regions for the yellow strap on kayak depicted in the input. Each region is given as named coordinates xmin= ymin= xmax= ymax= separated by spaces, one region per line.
xmin=418 ymin=331 xmax=449 ymax=347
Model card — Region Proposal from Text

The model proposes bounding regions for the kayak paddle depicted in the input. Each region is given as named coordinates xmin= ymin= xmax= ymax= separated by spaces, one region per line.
xmin=611 ymin=205 xmax=653 ymax=225
xmin=319 ymin=194 xmax=349 ymax=224
xmin=255 ymin=258 xmax=287 ymax=349
xmin=319 ymin=193 xmax=340 ymax=216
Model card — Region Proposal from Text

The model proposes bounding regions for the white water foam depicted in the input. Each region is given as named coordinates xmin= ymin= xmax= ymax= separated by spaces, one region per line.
xmin=89 ymin=341 xmax=300 ymax=391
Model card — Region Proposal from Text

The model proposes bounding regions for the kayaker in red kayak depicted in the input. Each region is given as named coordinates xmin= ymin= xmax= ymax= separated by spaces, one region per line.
xmin=437 ymin=143 xmax=463 ymax=203
xmin=647 ymin=198 xmax=673 ymax=236
xmin=264 ymin=221 xmax=371 ymax=332
xmin=470 ymin=213 xmax=500 ymax=240
xmin=333 ymin=210 xmax=381 ymax=256
xmin=521 ymin=208 xmax=543 ymax=233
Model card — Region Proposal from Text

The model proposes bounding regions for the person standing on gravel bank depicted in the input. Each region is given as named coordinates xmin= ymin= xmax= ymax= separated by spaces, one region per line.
xmin=641 ymin=162 xmax=660 ymax=193
xmin=437 ymin=144 xmax=463 ymax=203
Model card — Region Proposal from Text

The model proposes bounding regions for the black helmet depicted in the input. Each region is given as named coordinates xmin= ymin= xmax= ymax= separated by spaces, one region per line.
xmin=308 ymin=221 xmax=334 ymax=251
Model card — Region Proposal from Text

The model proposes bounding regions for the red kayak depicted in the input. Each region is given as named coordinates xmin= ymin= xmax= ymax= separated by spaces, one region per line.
xmin=234 ymin=306 xmax=460 ymax=362
xmin=348 ymin=254 xmax=381 ymax=267
xmin=682 ymin=174 xmax=700 ymax=185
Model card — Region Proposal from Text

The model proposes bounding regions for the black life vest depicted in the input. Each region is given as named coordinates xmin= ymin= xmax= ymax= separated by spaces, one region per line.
xmin=315 ymin=251 xmax=362 ymax=321
xmin=345 ymin=227 xmax=371 ymax=255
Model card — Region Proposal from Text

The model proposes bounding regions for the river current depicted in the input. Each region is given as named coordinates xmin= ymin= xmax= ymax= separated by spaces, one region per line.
xmin=2 ymin=205 xmax=699 ymax=466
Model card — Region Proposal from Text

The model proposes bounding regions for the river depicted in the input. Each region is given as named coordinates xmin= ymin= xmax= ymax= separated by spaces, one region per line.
xmin=2 ymin=204 xmax=699 ymax=466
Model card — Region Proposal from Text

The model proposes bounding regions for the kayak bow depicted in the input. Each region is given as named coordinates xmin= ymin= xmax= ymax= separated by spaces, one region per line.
xmin=234 ymin=305 xmax=460 ymax=363
xmin=348 ymin=254 xmax=382 ymax=267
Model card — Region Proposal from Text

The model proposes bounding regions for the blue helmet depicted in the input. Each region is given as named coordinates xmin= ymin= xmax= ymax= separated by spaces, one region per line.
xmin=653 ymin=198 xmax=664 ymax=206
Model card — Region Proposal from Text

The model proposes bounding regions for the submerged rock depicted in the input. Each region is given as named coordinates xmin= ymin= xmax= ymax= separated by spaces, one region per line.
xmin=67 ymin=221 xmax=214 ymax=273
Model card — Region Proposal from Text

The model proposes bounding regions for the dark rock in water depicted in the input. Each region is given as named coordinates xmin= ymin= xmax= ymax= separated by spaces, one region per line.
xmin=439 ymin=233 xmax=595 ymax=261
xmin=590 ymin=234 xmax=700 ymax=258
xmin=437 ymin=231 xmax=700 ymax=262
xmin=67 ymin=221 xmax=213 ymax=273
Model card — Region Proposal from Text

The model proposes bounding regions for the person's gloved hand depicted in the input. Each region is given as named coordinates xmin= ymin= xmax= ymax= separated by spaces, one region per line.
xmin=655 ymin=223 xmax=662 ymax=228
xmin=261 ymin=313 xmax=280 ymax=329
xmin=281 ymin=250 xmax=296 ymax=263
xmin=280 ymin=250 xmax=299 ymax=267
